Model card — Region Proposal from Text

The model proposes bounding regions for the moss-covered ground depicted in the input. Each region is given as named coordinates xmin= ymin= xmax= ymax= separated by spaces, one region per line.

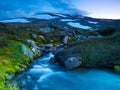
xmin=0 ymin=24 xmax=38 ymax=89
xmin=0 ymin=40 xmax=30 ymax=90
xmin=55 ymin=28 xmax=120 ymax=72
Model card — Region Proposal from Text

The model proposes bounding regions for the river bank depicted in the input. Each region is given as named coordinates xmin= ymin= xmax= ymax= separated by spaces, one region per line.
xmin=16 ymin=51 xmax=120 ymax=90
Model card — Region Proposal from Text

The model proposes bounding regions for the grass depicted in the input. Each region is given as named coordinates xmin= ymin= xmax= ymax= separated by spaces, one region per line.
xmin=0 ymin=40 xmax=30 ymax=90
xmin=0 ymin=23 xmax=67 ymax=89
xmin=80 ymin=33 xmax=120 ymax=67
xmin=0 ymin=24 xmax=38 ymax=89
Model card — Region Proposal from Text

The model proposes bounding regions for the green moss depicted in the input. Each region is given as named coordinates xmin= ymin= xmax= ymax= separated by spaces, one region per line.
xmin=114 ymin=65 xmax=120 ymax=73
xmin=33 ymin=53 xmax=41 ymax=59
xmin=0 ymin=24 xmax=45 ymax=89
xmin=52 ymin=41 xmax=61 ymax=46
xmin=0 ymin=40 xmax=30 ymax=89
xmin=55 ymin=30 xmax=120 ymax=69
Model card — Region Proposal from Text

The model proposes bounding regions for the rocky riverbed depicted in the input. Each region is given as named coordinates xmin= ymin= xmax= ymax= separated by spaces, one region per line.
xmin=16 ymin=48 xmax=120 ymax=90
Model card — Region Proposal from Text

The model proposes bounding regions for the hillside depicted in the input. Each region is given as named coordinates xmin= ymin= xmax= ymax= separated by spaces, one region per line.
xmin=0 ymin=13 xmax=120 ymax=89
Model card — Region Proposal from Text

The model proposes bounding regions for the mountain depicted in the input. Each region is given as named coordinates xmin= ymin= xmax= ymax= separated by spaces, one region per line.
xmin=0 ymin=13 xmax=120 ymax=31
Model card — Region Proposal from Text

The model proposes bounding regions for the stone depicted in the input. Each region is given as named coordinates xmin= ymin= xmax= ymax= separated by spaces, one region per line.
xmin=39 ymin=26 xmax=54 ymax=33
xmin=39 ymin=35 xmax=44 ymax=39
xmin=49 ymin=57 xmax=56 ymax=64
xmin=64 ymin=57 xmax=82 ymax=69
xmin=31 ymin=34 xmax=37 ymax=39
xmin=39 ymin=44 xmax=54 ymax=53
xmin=59 ymin=27 xmax=74 ymax=36
xmin=22 ymin=44 xmax=34 ymax=60
xmin=27 ymin=40 xmax=41 ymax=55
xmin=55 ymin=47 xmax=82 ymax=70
xmin=63 ymin=35 xmax=69 ymax=45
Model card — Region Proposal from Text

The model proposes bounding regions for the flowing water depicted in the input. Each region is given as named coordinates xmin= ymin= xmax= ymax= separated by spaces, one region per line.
xmin=16 ymin=52 xmax=120 ymax=90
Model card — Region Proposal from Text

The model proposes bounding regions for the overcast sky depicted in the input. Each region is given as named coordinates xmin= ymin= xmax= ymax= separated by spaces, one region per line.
xmin=0 ymin=0 xmax=120 ymax=19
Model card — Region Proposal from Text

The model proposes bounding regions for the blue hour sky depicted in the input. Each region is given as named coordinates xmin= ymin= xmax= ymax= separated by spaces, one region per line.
xmin=0 ymin=0 xmax=120 ymax=19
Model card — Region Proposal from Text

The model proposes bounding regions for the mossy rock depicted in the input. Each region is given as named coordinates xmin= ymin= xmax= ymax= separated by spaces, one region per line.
xmin=55 ymin=31 xmax=120 ymax=69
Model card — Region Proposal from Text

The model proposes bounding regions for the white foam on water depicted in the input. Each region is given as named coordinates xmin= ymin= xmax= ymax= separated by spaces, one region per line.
xmin=37 ymin=73 xmax=52 ymax=82
xmin=33 ymin=65 xmax=43 ymax=69
xmin=37 ymin=71 xmax=66 ymax=83
xmin=29 ymin=67 xmax=53 ymax=73
xmin=33 ymin=85 xmax=39 ymax=90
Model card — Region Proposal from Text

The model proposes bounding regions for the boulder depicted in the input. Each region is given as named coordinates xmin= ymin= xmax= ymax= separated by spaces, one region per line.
xmin=49 ymin=57 xmax=56 ymax=64
xmin=31 ymin=34 xmax=37 ymax=39
xmin=59 ymin=27 xmax=74 ymax=36
xmin=27 ymin=40 xmax=41 ymax=55
xmin=64 ymin=57 xmax=82 ymax=69
xmin=55 ymin=47 xmax=82 ymax=70
xmin=63 ymin=35 xmax=69 ymax=45
xmin=39 ymin=35 xmax=44 ymax=39
xmin=22 ymin=44 xmax=34 ymax=60
xmin=39 ymin=26 xmax=54 ymax=33
xmin=39 ymin=44 xmax=55 ymax=53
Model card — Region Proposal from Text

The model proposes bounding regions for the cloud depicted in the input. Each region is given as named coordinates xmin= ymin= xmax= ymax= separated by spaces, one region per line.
xmin=0 ymin=0 xmax=89 ymax=19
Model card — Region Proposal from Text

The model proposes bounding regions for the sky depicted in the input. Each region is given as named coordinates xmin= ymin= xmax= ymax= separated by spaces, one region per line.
xmin=0 ymin=0 xmax=120 ymax=19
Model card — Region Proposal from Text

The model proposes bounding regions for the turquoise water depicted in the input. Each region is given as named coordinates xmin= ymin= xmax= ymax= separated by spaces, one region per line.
xmin=17 ymin=53 xmax=120 ymax=90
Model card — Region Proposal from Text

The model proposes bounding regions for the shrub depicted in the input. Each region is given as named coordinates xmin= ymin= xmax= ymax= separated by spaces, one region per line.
xmin=0 ymin=37 xmax=9 ymax=47
xmin=114 ymin=65 xmax=120 ymax=73
xmin=97 ymin=28 xmax=116 ymax=36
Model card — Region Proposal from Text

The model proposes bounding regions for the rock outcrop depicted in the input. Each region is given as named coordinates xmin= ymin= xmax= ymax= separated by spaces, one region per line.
xmin=55 ymin=46 xmax=82 ymax=69
xmin=27 ymin=40 xmax=41 ymax=55
xmin=63 ymin=35 xmax=69 ymax=45
xmin=22 ymin=44 xmax=34 ymax=60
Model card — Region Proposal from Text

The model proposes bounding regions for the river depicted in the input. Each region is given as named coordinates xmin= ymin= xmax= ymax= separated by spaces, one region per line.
xmin=16 ymin=51 xmax=120 ymax=90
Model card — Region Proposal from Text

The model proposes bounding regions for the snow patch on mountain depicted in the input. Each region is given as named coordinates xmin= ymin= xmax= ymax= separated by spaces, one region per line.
xmin=67 ymin=22 xmax=92 ymax=29
xmin=54 ymin=13 xmax=67 ymax=18
xmin=29 ymin=14 xmax=57 ymax=20
xmin=61 ymin=19 xmax=75 ymax=22
xmin=0 ymin=18 xmax=30 ymax=23
xmin=100 ymin=20 xmax=114 ymax=22
xmin=88 ymin=21 xmax=98 ymax=24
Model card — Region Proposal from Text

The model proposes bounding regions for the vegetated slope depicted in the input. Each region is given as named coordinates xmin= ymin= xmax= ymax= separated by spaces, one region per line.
xmin=0 ymin=13 xmax=120 ymax=89
xmin=55 ymin=28 xmax=120 ymax=71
